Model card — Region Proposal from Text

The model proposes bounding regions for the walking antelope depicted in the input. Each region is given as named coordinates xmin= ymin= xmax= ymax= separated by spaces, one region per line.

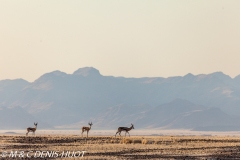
xmin=115 ymin=123 xmax=134 ymax=137
xmin=26 ymin=122 xmax=38 ymax=136
xmin=81 ymin=122 xmax=93 ymax=137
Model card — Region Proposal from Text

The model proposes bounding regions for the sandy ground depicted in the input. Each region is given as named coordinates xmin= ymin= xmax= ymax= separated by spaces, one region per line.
xmin=1 ymin=131 xmax=240 ymax=159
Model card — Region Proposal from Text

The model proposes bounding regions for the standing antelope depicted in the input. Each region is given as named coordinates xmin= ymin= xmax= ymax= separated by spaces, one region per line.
xmin=81 ymin=122 xmax=93 ymax=137
xmin=115 ymin=123 xmax=134 ymax=137
xmin=26 ymin=122 xmax=38 ymax=136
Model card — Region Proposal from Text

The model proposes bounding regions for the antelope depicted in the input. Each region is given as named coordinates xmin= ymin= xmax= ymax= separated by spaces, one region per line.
xmin=26 ymin=122 xmax=38 ymax=136
xmin=115 ymin=123 xmax=134 ymax=137
xmin=81 ymin=122 xmax=93 ymax=137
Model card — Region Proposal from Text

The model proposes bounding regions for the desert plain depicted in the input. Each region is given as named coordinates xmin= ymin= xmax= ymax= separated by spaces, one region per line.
xmin=1 ymin=130 xmax=240 ymax=159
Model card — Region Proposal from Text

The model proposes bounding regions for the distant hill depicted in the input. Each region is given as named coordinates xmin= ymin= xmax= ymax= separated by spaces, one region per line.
xmin=0 ymin=106 xmax=53 ymax=129
xmin=61 ymin=99 xmax=238 ymax=131
xmin=1 ymin=67 xmax=240 ymax=131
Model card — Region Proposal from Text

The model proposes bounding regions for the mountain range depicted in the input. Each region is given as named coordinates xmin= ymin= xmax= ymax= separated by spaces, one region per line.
xmin=1 ymin=67 xmax=240 ymax=131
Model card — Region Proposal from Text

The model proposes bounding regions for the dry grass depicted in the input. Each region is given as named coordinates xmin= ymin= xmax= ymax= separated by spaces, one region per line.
xmin=119 ymin=138 xmax=133 ymax=144
xmin=1 ymin=135 xmax=240 ymax=159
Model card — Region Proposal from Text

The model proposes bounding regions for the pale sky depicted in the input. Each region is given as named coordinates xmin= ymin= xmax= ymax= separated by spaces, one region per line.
xmin=1 ymin=0 xmax=240 ymax=82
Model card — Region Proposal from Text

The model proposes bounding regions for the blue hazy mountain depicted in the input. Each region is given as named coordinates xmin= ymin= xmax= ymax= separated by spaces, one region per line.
xmin=0 ymin=106 xmax=53 ymax=129
xmin=83 ymin=99 xmax=240 ymax=131
xmin=1 ymin=67 xmax=240 ymax=131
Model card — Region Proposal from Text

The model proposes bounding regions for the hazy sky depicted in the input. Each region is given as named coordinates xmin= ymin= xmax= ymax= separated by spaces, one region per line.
xmin=1 ymin=1 xmax=240 ymax=82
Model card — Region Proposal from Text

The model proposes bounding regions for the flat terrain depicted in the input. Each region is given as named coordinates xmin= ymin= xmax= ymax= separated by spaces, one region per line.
xmin=1 ymin=134 xmax=240 ymax=159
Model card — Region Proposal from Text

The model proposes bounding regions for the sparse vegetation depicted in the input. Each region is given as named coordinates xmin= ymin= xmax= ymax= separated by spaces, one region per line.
xmin=120 ymin=138 xmax=133 ymax=144
xmin=1 ymin=135 xmax=240 ymax=159
xmin=141 ymin=137 xmax=154 ymax=145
